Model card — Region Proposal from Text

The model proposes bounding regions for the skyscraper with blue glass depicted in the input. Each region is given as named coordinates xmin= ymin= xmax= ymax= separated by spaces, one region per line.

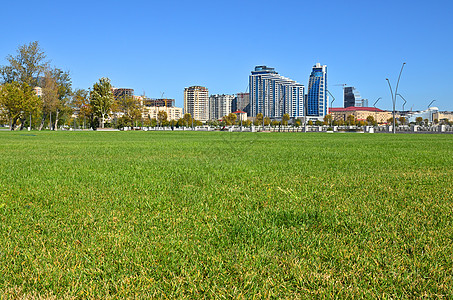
xmin=249 ymin=66 xmax=304 ymax=119
xmin=307 ymin=63 xmax=328 ymax=117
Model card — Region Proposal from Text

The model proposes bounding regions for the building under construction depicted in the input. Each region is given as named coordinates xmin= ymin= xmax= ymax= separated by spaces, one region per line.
xmin=142 ymin=98 xmax=175 ymax=107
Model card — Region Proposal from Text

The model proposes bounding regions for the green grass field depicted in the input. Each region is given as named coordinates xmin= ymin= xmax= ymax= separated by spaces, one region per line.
xmin=0 ymin=131 xmax=452 ymax=298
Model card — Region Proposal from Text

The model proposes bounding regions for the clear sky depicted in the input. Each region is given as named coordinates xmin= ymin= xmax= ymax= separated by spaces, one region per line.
xmin=1 ymin=0 xmax=452 ymax=111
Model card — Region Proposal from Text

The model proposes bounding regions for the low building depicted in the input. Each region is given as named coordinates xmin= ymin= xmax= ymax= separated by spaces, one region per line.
xmin=329 ymin=107 xmax=395 ymax=124
xmin=143 ymin=106 xmax=183 ymax=121
xmin=232 ymin=110 xmax=247 ymax=122
xmin=434 ymin=111 xmax=453 ymax=123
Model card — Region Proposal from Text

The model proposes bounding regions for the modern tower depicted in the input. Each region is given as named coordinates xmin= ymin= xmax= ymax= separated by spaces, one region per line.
xmin=344 ymin=87 xmax=368 ymax=108
xmin=249 ymin=66 xmax=304 ymax=119
xmin=307 ymin=63 xmax=328 ymax=117
xmin=184 ymin=86 xmax=209 ymax=122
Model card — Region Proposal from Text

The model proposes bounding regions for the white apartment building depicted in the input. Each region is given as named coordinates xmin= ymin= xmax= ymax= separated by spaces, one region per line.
xmin=209 ymin=94 xmax=235 ymax=120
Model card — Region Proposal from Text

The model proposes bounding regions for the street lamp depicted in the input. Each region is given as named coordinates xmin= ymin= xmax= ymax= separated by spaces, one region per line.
xmin=373 ymin=97 xmax=381 ymax=125
xmin=397 ymin=94 xmax=407 ymax=112
xmin=386 ymin=62 xmax=406 ymax=133
xmin=427 ymin=99 xmax=436 ymax=109
xmin=327 ymin=90 xmax=335 ymax=127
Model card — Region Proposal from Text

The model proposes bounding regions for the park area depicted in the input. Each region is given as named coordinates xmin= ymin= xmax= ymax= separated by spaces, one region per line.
xmin=0 ymin=131 xmax=452 ymax=298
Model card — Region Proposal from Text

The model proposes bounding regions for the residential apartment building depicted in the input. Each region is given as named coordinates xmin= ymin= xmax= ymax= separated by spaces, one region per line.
xmin=184 ymin=86 xmax=209 ymax=122
xmin=236 ymin=92 xmax=250 ymax=115
xmin=209 ymin=94 xmax=235 ymax=120
xmin=307 ymin=63 xmax=328 ymax=117
xmin=249 ymin=66 xmax=304 ymax=119
xmin=143 ymin=106 xmax=183 ymax=121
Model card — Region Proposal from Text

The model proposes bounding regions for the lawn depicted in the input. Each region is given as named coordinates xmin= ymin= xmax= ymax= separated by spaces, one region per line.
xmin=0 ymin=131 xmax=452 ymax=298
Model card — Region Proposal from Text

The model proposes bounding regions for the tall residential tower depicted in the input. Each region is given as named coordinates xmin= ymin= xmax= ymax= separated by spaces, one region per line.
xmin=184 ymin=86 xmax=209 ymax=122
xmin=249 ymin=66 xmax=304 ymax=119
xmin=307 ymin=63 xmax=328 ymax=117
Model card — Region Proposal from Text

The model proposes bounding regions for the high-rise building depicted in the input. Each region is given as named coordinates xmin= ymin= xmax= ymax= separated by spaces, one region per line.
xmin=249 ymin=66 xmax=304 ymax=119
xmin=209 ymin=94 xmax=235 ymax=120
xmin=112 ymin=88 xmax=134 ymax=99
xmin=184 ymin=86 xmax=209 ymax=122
xmin=307 ymin=63 xmax=328 ymax=117
xmin=236 ymin=93 xmax=250 ymax=115
xmin=344 ymin=87 xmax=368 ymax=108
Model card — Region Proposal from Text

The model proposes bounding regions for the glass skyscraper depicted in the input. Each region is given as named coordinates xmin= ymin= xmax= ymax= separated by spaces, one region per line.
xmin=249 ymin=66 xmax=304 ymax=119
xmin=307 ymin=63 xmax=328 ymax=117
xmin=344 ymin=86 xmax=368 ymax=107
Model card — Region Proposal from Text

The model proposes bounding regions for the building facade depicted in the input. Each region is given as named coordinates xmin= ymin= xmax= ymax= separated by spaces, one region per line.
xmin=209 ymin=94 xmax=235 ymax=120
xmin=184 ymin=86 xmax=209 ymax=122
xmin=143 ymin=106 xmax=183 ymax=121
xmin=344 ymin=87 xmax=368 ymax=108
xmin=112 ymin=88 xmax=134 ymax=99
xmin=236 ymin=92 xmax=250 ymax=115
xmin=249 ymin=66 xmax=304 ymax=119
xmin=307 ymin=63 xmax=328 ymax=117
xmin=329 ymin=107 xmax=395 ymax=124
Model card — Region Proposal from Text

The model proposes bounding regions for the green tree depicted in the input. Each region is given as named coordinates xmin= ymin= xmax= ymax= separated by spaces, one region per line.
xmin=0 ymin=82 xmax=40 ymax=130
xmin=399 ymin=116 xmax=406 ymax=125
xmin=307 ymin=120 xmax=313 ymax=126
xmin=264 ymin=116 xmax=271 ymax=126
xmin=294 ymin=119 xmax=301 ymax=127
xmin=90 ymin=77 xmax=114 ymax=129
xmin=49 ymin=68 xmax=72 ymax=130
xmin=282 ymin=113 xmax=290 ymax=126
xmin=0 ymin=41 xmax=48 ymax=86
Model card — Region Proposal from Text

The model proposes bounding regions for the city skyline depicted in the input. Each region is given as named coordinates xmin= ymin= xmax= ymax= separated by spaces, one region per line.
xmin=1 ymin=0 xmax=452 ymax=111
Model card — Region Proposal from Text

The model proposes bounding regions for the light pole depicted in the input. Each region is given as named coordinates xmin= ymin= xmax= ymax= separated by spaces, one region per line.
xmin=386 ymin=62 xmax=406 ymax=133
xmin=327 ymin=90 xmax=335 ymax=127
xmin=397 ymin=94 xmax=407 ymax=112
xmin=427 ymin=99 xmax=436 ymax=109
xmin=373 ymin=97 xmax=381 ymax=125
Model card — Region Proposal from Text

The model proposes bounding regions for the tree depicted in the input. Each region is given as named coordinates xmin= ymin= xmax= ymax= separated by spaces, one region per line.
xmin=222 ymin=113 xmax=237 ymax=125
xmin=183 ymin=113 xmax=193 ymax=127
xmin=307 ymin=120 xmax=313 ymax=126
xmin=90 ymin=78 xmax=114 ymax=128
xmin=347 ymin=114 xmax=356 ymax=125
xmin=323 ymin=114 xmax=332 ymax=126
xmin=264 ymin=116 xmax=271 ymax=126
xmin=157 ymin=110 xmax=168 ymax=126
xmin=282 ymin=113 xmax=290 ymax=126
xmin=112 ymin=95 xmax=141 ymax=128
xmin=366 ymin=115 xmax=375 ymax=125
xmin=49 ymin=68 xmax=72 ymax=130
xmin=294 ymin=119 xmax=301 ymax=127
xmin=0 ymin=82 xmax=40 ymax=130
xmin=399 ymin=116 xmax=406 ymax=125
xmin=415 ymin=117 xmax=423 ymax=125
xmin=255 ymin=113 xmax=263 ymax=126
xmin=315 ymin=120 xmax=323 ymax=126
xmin=72 ymin=89 xmax=91 ymax=129
xmin=0 ymin=41 xmax=48 ymax=86
xmin=38 ymin=68 xmax=72 ymax=130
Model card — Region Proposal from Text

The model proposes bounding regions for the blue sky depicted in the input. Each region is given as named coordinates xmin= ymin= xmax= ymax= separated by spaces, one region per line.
xmin=1 ymin=0 xmax=452 ymax=111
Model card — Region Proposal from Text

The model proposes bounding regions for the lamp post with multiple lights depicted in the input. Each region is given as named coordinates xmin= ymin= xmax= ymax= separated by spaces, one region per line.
xmin=386 ymin=62 xmax=406 ymax=134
